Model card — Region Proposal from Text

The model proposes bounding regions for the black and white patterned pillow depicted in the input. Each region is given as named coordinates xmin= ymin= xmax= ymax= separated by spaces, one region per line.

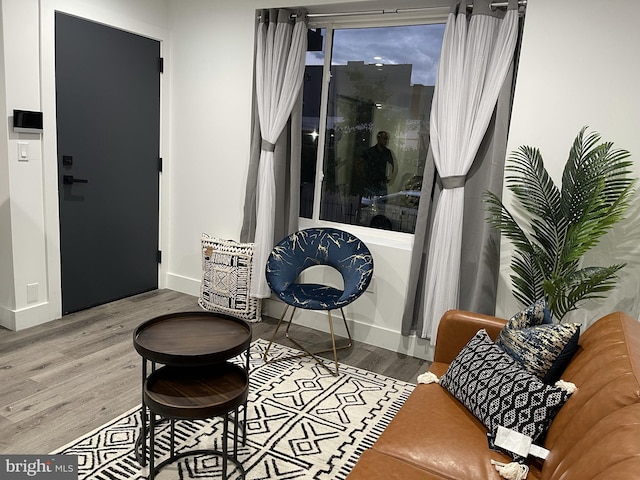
xmin=439 ymin=329 xmax=571 ymax=457
xmin=198 ymin=234 xmax=262 ymax=322
xmin=496 ymin=300 xmax=580 ymax=383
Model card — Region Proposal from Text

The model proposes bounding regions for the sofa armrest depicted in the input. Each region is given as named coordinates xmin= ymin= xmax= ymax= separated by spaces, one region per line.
xmin=433 ymin=310 xmax=507 ymax=364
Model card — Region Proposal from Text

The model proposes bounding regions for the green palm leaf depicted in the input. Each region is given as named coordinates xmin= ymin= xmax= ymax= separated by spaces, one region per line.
xmin=562 ymin=148 xmax=633 ymax=264
xmin=484 ymin=190 xmax=535 ymax=255
xmin=507 ymin=146 xmax=562 ymax=224
xmin=485 ymin=127 xmax=636 ymax=321
xmin=510 ymin=251 xmax=545 ymax=306
xmin=543 ymin=265 xmax=625 ymax=319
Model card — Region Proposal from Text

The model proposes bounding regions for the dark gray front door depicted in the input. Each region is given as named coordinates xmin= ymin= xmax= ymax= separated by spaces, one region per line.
xmin=55 ymin=13 xmax=161 ymax=314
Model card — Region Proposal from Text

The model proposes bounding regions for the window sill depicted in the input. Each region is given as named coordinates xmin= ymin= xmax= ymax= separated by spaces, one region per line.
xmin=297 ymin=217 xmax=415 ymax=251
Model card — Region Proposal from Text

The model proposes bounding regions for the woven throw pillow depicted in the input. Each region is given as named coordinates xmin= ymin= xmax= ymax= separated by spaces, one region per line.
xmin=503 ymin=299 xmax=553 ymax=329
xmin=496 ymin=300 xmax=580 ymax=383
xmin=439 ymin=329 xmax=571 ymax=456
xmin=198 ymin=234 xmax=262 ymax=323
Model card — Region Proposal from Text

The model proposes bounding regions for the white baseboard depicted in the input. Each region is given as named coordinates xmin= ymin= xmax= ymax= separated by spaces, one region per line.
xmin=0 ymin=302 xmax=53 ymax=331
xmin=163 ymin=273 xmax=434 ymax=362
xmin=165 ymin=272 xmax=201 ymax=296
xmin=263 ymin=298 xmax=434 ymax=362
xmin=3 ymin=272 xmax=433 ymax=361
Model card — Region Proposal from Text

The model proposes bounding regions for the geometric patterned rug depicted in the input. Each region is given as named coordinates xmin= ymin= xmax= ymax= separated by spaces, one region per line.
xmin=52 ymin=339 xmax=416 ymax=479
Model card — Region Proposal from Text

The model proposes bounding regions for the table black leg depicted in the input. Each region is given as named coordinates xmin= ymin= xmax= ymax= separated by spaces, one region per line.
xmin=170 ymin=419 xmax=175 ymax=458
xmin=139 ymin=359 xmax=148 ymax=466
xmin=223 ymin=412 xmax=229 ymax=479
xmin=149 ymin=412 xmax=156 ymax=480
xmin=243 ymin=347 xmax=250 ymax=445
xmin=233 ymin=406 xmax=239 ymax=459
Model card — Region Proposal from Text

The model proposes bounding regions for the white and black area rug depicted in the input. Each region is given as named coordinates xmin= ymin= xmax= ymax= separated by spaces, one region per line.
xmin=53 ymin=339 xmax=415 ymax=479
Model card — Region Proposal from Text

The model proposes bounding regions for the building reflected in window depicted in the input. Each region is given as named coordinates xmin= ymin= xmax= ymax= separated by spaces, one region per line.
xmin=300 ymin=24 xmax=444 ymax=234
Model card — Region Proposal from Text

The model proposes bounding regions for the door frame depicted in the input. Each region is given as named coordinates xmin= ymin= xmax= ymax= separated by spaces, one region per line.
xmin=40 ymin=2 xmax=171 ymax=322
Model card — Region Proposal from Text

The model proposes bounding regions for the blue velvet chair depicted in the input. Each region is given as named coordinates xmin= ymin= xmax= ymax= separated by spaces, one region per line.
xmin=262 ymin=227 xmax=374 ymax=375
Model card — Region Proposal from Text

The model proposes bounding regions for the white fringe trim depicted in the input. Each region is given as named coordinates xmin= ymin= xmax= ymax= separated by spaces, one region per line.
xmin=417 ymin=372 xmax=439 ymax=384
xmin=491 ymin=460 xmax=529 ymax=480
xmin=555 ymin=379 xmax=577 ymax=395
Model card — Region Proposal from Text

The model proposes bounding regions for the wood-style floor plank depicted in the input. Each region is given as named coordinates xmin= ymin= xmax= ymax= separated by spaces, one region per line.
xmin=0 ymin=289 xmax=428 ymax=454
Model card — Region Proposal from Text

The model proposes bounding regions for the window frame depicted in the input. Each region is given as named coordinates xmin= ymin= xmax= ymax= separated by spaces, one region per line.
xmin=300 ymin=9 xmax=449 ymax=250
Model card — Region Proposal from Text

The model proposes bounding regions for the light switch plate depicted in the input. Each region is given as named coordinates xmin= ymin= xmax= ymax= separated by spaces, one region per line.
xmin=18 ymin=141 xmax=29 ymax=162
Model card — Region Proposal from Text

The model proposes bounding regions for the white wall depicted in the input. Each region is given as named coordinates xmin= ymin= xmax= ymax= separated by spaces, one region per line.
xmin=497 ymin=0 xmax=640 ymax=329
xmin=0 ymin=0 xmax=170 ymax=330
xmin=165 ymin=0 xmax=438 ymax=360
xmin=2 ymin=0 xmax=638 ymax=360
xmin=0 ymin=0 xmax=48 ymax=330
xmin=0 ymin=2 xmax=14 ymax=324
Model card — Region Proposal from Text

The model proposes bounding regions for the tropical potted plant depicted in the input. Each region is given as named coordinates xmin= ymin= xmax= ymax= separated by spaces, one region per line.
xmin=484 ymin=127 xmax=636 ymax=321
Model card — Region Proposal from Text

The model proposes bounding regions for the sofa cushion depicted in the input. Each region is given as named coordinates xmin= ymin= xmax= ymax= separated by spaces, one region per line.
xmin=368 ymin=381 xmax=538 ymax=479
xmin=542 ymin=403 xmax=640 ymax=480
xmin=542 ymin=312 xmax=640 ymax=472
xmin=346 ymin=449 xmax=455 ymax=480
xmin=439 ymin=329 xmax=572 ymax=457
xmin=496 ymin=300 xmax=580 ymax=383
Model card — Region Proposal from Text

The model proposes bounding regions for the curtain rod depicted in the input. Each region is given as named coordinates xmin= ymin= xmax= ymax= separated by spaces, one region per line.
xmin=276 ymin=1 xmax=527 ymax=19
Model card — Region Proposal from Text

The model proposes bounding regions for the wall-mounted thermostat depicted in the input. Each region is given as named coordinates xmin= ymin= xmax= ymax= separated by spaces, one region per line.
xmin=13 ymin=109 xmax=43 ymax=133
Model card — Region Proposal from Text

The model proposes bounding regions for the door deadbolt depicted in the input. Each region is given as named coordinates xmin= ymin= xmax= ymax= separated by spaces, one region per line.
xmin=63 ymin=175 xmax=89 ymax=185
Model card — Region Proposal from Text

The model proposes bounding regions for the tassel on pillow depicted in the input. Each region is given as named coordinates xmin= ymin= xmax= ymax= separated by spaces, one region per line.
xmin=417 ymin=371 xmax=439 ymax=384
xmin=555 ymin=379 xmax=577 ymax=394
xmin=491 ymin=460 xmax=529 ymax=480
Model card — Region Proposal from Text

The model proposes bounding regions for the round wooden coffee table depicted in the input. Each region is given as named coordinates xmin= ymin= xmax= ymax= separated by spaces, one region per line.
xmin=133 ymin=311 xmax=252 ymax=478
xmin=133 ymin=311 xmax=252 ymax=365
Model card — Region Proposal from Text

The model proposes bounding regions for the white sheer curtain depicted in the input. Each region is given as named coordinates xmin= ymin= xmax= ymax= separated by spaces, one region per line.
xmin=251 ymin=9 xmax=308 ymax=298
xmin=421 ymin=0 xmax=518 ymax=343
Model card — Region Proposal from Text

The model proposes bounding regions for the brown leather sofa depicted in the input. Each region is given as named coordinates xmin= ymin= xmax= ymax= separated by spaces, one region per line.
xmin=347 ymin=310 xmax=640 ymax=479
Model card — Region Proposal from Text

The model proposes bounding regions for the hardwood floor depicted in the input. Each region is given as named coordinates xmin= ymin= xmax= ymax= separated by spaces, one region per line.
xmin=0 ymin=289 xmax=429 ymax=454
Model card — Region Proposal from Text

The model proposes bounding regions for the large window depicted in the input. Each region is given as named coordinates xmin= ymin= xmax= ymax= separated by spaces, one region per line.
xmin=300 ymin=19 xmax=445 ymax=235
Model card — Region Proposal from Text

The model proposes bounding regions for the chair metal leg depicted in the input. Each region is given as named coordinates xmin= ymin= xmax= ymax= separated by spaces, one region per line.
xmin=262 ymin=305 xmax=292 ymax=363
xmin=327 ymin=310 xmax=339 ymax=374
xmin=262 ymin=305 xmax=353 ymax=376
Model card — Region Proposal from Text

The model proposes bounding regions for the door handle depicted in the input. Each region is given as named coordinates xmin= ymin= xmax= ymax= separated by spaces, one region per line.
xmin=63 ymin=175 xmax=89 ymax=185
